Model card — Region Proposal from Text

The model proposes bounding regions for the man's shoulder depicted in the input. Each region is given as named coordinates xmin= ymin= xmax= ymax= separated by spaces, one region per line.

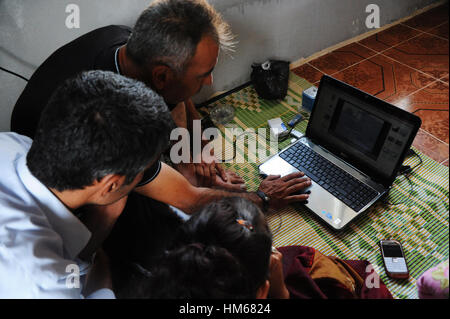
xmin=94 ymin=24 xmax=132 ymax=34
xmin=0 ymin=132 xmax=32 ymax=160
xmin=10 ymin=25 xmax=132 ymax=137
xmin=70 ymin=25 xmax=132 ymax=45
xmin=0 ymin=133 xmax=41 ymax=222
xmin=42 ymin=24 xmax=131 ymax=62
xmin=78 ymin=25 xmax=132 ymax=39
xmin=41 ymin=25 xmax=130 ymax=60
xmin=0 ymin=134 xmax=38 ymax=217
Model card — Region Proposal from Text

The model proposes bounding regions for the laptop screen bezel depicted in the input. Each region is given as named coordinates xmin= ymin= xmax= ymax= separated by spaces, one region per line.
xmin=306 ymin=75 xmax=422 ymax=187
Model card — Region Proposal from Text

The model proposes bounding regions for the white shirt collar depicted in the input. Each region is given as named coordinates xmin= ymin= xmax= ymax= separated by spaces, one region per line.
xmin=16 ymin=156 xmax=92 ymax=260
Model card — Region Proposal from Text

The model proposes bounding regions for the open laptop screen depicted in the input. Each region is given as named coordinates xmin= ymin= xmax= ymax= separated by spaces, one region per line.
xmin=329 ymin=99 xmax=391 ymax=161
xmin=307 ymin=76 xmax=421 ymax=185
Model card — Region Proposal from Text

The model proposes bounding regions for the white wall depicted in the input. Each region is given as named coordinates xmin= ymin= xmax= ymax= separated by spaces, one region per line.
xmin=0 ymin=0 xmax=438 ymax=132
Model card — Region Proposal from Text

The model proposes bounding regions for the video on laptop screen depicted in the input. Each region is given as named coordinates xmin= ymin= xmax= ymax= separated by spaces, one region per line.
xmin=308 ymin=82 xmax=416 ymax=181
xmin=329 ymin=100 xmax=391 ymax=160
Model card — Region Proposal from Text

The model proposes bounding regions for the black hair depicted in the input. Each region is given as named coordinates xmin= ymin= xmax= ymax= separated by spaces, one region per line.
xmin=144 ymin=197 xmax=273 ymax=299
xmin=126 ymin=0 xmax=234 ymax=72
xmin=142 ymin=244 xmax=252 ymax=299
xmin=27 ymin=70 xmax=175 ymax=191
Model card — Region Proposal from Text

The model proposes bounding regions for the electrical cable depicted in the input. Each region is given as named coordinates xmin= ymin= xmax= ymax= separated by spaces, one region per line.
xmin=0 ymin=66 xmax=29 ymax=82
xmin=386 ymin=149 xmax=423 ymax=206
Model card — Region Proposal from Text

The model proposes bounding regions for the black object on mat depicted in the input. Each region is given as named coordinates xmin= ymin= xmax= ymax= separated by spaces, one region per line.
xmin=251 ymin=60 xmax=290 ymax=100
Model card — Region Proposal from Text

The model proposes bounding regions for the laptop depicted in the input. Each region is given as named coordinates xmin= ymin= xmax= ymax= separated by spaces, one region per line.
xmin=259 ymin=75 xmax=421 ymax=230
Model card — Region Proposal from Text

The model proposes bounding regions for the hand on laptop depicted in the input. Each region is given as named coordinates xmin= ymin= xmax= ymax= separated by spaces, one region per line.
xmin=258 ymin=172 xmax=311 ymax=209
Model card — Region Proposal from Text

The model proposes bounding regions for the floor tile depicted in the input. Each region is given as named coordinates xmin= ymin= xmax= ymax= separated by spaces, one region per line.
xmin=359 ymin=24 xmax=422 ymax=52
xmin=396 ymin=81 xmax=449 ymax=143
xmin=308 ymin=43 xmax=377 ymax=75
xmin=414 ymin=109 xmax=449 ymax=144
xmin=291 ymin=4 xmax=449 ymax=164
xmin=383 ymin=33 xmax=449 ymax=79
xmin=395 ymin=80 xmax=449 ymax=112
xmin=292 ymin=63 xmax=325 ymax=84
xmin=412 ymin=129 xmax=449 ymax=164
xmin=402 ymin=3 xmax=449 ymax=32
xmin=428 ymin=22 xmax=449 ymax=39
xmin=332 ymin=54 xmax=435 ymax=101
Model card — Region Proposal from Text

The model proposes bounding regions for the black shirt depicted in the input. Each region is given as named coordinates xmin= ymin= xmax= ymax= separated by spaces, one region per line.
xmin=11 ymin=25 xmax=132 ymax=138
xmin=11 ymin=25 xmax=162 ymax=186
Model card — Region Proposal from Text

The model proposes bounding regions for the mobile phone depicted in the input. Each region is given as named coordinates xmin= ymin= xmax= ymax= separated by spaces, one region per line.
xmin=288 ymin=114 xmax=303 ymax=127
xmin=380 ymin=240 xmax=409 ymax=279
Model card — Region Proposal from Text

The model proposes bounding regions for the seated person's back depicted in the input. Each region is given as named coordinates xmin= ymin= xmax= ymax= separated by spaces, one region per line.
xmin=0 ymin=70 xmax=173 ymax=298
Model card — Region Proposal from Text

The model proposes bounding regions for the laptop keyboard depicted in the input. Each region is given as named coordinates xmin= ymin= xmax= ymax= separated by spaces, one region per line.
xmin=280 ymin=142 xmax=378 ymax=212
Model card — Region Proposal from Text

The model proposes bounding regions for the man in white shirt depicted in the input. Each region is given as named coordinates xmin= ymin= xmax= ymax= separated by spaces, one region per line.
xmin=0 ymin=70 xmax=174 ymax=298
xmin=0 ymin=69 xmax=311 ymax=298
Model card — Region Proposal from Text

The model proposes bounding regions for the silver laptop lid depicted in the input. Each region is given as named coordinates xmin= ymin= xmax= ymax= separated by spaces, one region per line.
xmin=306 ymin=76 xmax=422 ymax=187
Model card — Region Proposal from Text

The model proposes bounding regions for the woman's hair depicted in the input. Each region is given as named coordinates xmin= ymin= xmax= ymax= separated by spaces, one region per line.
xmin=143 ymin=197 xmax=273 ymax=299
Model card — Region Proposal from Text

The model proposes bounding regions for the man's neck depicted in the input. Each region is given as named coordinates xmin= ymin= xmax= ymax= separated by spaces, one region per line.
xmin=118 ymin=45 xmax=179 ymax=109
xmin=118 ymin=45 xmax=146 ymax=81
xmin=49 ymin=188 xmax=94 ymax=212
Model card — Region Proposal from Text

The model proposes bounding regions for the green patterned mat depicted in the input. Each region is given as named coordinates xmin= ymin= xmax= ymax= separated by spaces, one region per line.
xmin=199 ymin=73 xmax=449 ymax=299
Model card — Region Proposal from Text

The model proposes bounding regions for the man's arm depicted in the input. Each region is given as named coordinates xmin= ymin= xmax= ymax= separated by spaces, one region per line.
xmin=77 ymin=195 xmax=128 ymax=262
xmin=171 ymin=101 xmax=188 ymax=129
xmin=185 ymin=98 xmax=202 ymax=122
xmin=82 ymin=249 xmax=115 ymax=299
xmin=134 ymin=162 xmax=311 ymax=214
xmin=175 ymin=98 xmax=242 ymax=186
xmin=134 ymin=162 xmax=254 ymax=214
xmin=170 ymin=99 xmax=201 ymax=129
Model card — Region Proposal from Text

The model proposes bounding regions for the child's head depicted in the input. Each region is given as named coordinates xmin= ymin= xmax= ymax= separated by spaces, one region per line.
xmin=146 ymin=197 xmax=273 ymax=299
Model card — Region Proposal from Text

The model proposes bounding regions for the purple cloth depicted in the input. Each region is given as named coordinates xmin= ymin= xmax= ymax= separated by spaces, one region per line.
xmin=279 ymin=246 xmax=393 ymax=299
xmin=417 ymin=260 xmax=449 ymax=299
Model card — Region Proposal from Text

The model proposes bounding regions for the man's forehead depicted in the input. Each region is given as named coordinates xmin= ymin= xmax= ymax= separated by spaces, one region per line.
xmin=187 ymin=35 xmax=219 ymax=71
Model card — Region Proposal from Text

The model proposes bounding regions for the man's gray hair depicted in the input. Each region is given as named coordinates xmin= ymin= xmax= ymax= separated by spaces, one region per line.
xmin=126 ymin=0 xmax=235 ymax=73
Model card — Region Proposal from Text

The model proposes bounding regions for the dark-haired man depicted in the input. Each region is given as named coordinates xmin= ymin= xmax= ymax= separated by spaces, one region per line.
xmin=0 ymin=71 xmax=310 ymax=298
xmin=0 ymin=70 xmax=174 ymax=298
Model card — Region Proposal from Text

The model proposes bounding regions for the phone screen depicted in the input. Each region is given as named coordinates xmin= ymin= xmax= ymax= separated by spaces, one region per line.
xmin=381 ymin=241 xmax=408 ymax=278
xmin=382 ymin=243 xmax=403 ymax=258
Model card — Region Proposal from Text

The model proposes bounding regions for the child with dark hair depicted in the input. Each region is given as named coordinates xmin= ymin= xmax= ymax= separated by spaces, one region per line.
xmin=120 ymin=198 xmax=392 ymax=299
xmin=129 ymin=197 xmax=284 ymax=299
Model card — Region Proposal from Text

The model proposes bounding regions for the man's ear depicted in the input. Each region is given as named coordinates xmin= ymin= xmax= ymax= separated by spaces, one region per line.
xmin=151 ymin=64 xmax=174 ymax=91
xmin=97 ymin=174 xmax=124 ymax=197
xmin=256 ymin=280 xmax=270 ymax=299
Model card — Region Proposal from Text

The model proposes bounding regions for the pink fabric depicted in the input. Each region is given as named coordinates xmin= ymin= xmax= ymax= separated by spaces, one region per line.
xmin=417 ymin=260 xmax=449 ymax=299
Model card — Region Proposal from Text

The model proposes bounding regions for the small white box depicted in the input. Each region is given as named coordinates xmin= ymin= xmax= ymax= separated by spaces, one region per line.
xmin=268 ymin=118 xmax=289 ymax=141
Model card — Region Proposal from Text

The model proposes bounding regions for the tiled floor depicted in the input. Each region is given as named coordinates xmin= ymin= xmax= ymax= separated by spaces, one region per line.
xmin=293 ymin=2 xmax=449 ymax=166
